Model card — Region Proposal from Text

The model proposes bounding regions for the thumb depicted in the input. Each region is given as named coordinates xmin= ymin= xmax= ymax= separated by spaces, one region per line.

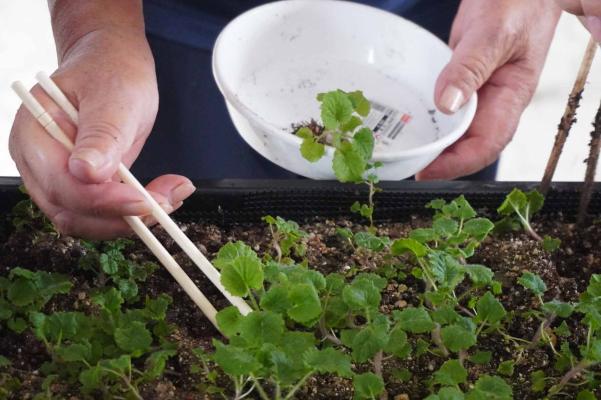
xmin=69 ymin=95 xmax=140 ymax=183
xmin=435 ymin=31 xmax=513 ymax=114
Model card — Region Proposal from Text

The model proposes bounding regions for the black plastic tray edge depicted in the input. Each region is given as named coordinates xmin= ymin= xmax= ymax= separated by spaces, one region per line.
xmin=2 ymin=177 xmax=599 ymax=224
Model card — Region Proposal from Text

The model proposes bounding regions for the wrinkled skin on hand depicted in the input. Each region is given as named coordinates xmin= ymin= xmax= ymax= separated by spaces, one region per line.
xmin=417 ymin=0 xmax=561 ymax=180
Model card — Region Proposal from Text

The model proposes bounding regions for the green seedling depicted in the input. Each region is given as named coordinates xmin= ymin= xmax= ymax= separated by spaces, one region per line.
xmin=0 ymin=267 xmax=72 ymax=333
xmin=30 ymin=288 xmax=175 ymax=399
xmin=496 ymin=188 xmax=562 ymax=249
xmin=79 ymin=239 xmax=157 ymax=302
xmin=263 ymin=215 xmax=308 ymax=262
xmin=547 ymin=274 xmax=601 ymax=395
xmin=297 ymin=89 xmax=379 ymax=227
xmin=11 ymin=186 xmax=56 ymax=236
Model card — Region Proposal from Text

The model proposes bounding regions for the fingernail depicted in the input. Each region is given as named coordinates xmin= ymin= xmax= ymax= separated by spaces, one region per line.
xmin=122 ymin=201 xmax=152 ymax=216
xmin=172 ymin=182 xmax=196 ymax=201
xmin=71 ymin=148 xmax=106 ymax=169
xmin=160 ymin=202 xmax=174 ymax=214
xmin=142 ymin=215 xmax=157 ymax=226
xmin=440 ymin=85 xmax=465 ymax=114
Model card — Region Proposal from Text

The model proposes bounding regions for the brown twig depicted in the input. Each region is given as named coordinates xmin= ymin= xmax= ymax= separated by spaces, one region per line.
xmin=578 ymin=99 xmax=601 ymax=225
xmin=540 ymin=37 xmax=597 ymax=195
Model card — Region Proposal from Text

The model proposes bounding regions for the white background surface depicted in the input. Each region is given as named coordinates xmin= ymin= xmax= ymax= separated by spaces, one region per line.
xmin=1 ymin=1 xmax=600 ymax=181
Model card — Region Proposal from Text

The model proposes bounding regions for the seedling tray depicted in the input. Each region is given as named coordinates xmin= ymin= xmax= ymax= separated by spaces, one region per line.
xmin=2 ymin=176 xmax=601 ymax=399
xmin=1 ymin=177 xmax=600 ymax=223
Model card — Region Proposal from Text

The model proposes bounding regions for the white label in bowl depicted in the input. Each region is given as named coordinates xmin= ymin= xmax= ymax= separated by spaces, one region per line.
xmin=364 ymin=101 xmax=412 ymax=147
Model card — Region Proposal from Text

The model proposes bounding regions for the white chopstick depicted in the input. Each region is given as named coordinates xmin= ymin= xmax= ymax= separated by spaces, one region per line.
xmin=31 ymin=72 xmax=251 ymax=316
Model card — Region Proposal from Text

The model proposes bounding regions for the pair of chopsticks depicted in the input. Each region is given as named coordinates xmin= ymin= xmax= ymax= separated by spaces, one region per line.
xmin=12 ymin=73 xmax=252 ymax=330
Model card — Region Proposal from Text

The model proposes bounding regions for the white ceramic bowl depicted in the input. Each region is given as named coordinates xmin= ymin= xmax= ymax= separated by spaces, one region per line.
xmin=212 ymin=0 xmax=477 ymax=180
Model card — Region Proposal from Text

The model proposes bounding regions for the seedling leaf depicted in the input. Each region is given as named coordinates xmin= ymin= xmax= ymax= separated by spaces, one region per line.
xmin=441 ymin=324 xmax=477 ymax=352
xmin=542 ymin=300 xmax=574 ymax=318
xmin=469 ymin=350 xmax=492 ymax=364
xmin=497 ymin=360 xmax=515 ymax=376
xmin=427 ymin=387 xmax=466 ymax=400
xmin=433 ymin=359 xmax=467 ymax=386
xmin=395 ymin=307 xmax=435 ymax=333
xmin=216 ymin=306 xmax=243 ymax=338
xmin=466 ymin=375 xmax=512 ymax=400
xmin=239 ymin=311 xmax=284 ymax=347
xmin=320 ymin=90 xmax=354 ymax=130
xmin=348 ymin=90 xmax=371 ymax=117
xmin=287 ymin=283 xmax=322 ymax=324
xmin=213 ymin=341 xmax=260 ymax=376
xmin=465 ymin=264 xmax=494 ymax=286
xmin=353 ymin=372 xmax=385 ymax=400
xmin=463 ymin=218 xmax=495 ymax=241
xmin=298 ymin=128 xmax=326 ymax=163
xmin=333 ymin=141 xmax=366 ymax=183
xmin=304 ymin=347 xmax=353 ymax=377
xmin=518 ymin=272 xmax=547 ymax=296
xmin=114 ymin=321 xmax=152 ymax=356
xmin=353 ymin=128 xmax=375 ymax=161
xmin=391 ymin=238 xmax=428 ymax=258
xmin=476 ymin=292 xmax=506 ymax=325
xmin=144 ymin=349 xmax=177 ymax=381
xmin=542 ymin=236 xmax=561 ymax=252
xmin=220 ymin=255 xmax=264 ymax=297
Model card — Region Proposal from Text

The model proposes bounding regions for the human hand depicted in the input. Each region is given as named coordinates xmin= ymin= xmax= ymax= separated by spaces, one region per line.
xmin=556 ymin=0 xmax=601 ymax=41
xmin=416 ymin=0 xmax=561 ymax=180
xmin=9 ymin=27 xmax=194 ymax=239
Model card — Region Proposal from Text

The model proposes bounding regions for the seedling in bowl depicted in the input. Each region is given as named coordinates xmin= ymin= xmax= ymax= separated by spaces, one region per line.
xmin=297 ymin=89 xmax=380 ymax=227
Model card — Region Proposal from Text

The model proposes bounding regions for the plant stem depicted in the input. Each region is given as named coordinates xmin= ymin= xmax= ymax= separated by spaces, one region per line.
xmin=367 ymin=180 xmax=376 ymax=228
xmin=457 ymin=305 xmax=476 ymax=318
xmin=238 ymin=382 xmax=257 ymax=400
xmin=556 ymin=360 xmax=592 ymax=393
xmin=475 ymin=319 xmax=488 ymax=338
xmin=251 ymin=376 xmax=271 ymax=400
xmin=318 ymin=317 xmax=342 ymax=345
xmin=496 ymin=329 xmax=532 ymax=345
xmin=247 ymin=288 xmax=260 ymax=311
xmin=431 ymin=324 xmax=449 ymax=357
xmin=269 ymin=226 xmax=283 ymax=263
xmin=233 ymin=376 xmax=242 ymax=399
xmin=101 ymin=369 xmax=142 ymax=400
xmin=275 ymin=382 xmax=282 ymax=400
xmin=458 ymin=350 xmax=468 ymax=366
xmin=541 ymin=37 xmax=597 ymax=195
xmin=536 ymin=295 xmax=545 ymax=308
xmin=283 ymin=372 xmax=313 ymax=400
xmin=372 ymin=351 xmax=388 ymax=400
xmin=417 ymin=259 xmax=438 ymax=292
xmin=578 ymin=99 xmax=601 ymax=225
xmin=586 ymin=325 xmax=592 ymax=353
xmin=528 ymin=315 xmax=556 ymax=350
xmin=521 ymin=218 xmax=543 ymax=242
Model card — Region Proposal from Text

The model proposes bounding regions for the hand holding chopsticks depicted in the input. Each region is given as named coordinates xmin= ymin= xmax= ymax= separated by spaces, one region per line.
xmin=12 ymin=73 xmax=252 ymax=331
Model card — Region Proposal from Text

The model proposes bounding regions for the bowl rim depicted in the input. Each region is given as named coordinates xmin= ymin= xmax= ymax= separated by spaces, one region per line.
xmin=212 ymin=0 xmax=478 ymax=162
